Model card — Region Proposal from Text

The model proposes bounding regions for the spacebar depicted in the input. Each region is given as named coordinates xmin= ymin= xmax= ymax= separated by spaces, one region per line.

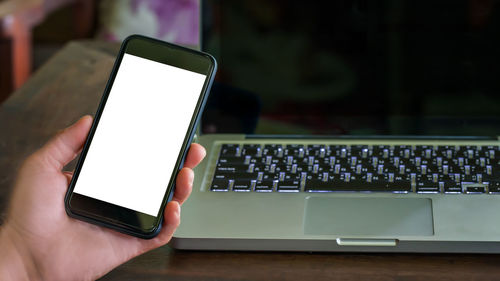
xmin=305 ymin=180 xmax=411 ymax=193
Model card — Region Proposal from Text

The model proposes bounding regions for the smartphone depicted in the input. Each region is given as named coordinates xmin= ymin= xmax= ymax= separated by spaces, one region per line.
xmin=64 ymin=35 xmax=217 ymax=239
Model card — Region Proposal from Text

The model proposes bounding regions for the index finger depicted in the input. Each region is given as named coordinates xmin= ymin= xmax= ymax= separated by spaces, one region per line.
xmin=183 ymin=143 xmax=206 ymax=169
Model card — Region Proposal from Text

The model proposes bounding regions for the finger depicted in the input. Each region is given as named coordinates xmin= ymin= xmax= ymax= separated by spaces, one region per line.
xmin=38 ymin=115 xmax=93 ymax=170
xmin=183 ymin=143 xmax=206 ymax=169
xmin=149 ymin=201 xmax=181 ymax=247
xmin=172 ymin=168 xmax=194 ymax=205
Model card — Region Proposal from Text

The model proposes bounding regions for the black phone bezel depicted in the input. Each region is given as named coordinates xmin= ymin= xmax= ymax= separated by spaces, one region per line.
xmin=64 ymin=35 xmax=217 ymax=239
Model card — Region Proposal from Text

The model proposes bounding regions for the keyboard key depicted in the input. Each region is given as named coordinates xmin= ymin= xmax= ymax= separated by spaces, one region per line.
xmin=242 ymin=144 xmax=261 ymax=156
xmin=263 ymin=144 xmax=281 ymax=152
xmin=216 ymin=164 xmax=252 ymax=172
xmin=386 ymin=180 xmax=412 ymax=193
xmin=215 ymin=165 xmax=239 ymax=172
xmin=214 ymin=170 xmax=258 ymax=180
xmin=416 ymin=181 xmax=440 ymax=193
xmin=286 ymin=144 xmax=306 ymax=156
xmin=232 ymin=179 xmax=255 ymax=192
xmin=394 ymin=145 xmax=410 ymax=156
xmin=211 ymin=179 xmax=230 ymax=191
xmin=350 ymin=145 xmax=368 ymax=157
xmin=443 ymin=181 xmax=462 ymax=194
xmin=372 ymin=145 xmax=389 ymax=157
xmin=488 ymin=181 xmax=500 ymax=194
xmin=305 ymin=179 xmax=335 ymax=192
xmin=218 ymin=156 xmax=245 ymax=165
xmin=308 ymin=145 xmax=327 ymax=157
xmin=488 ymin=149 xmax=496 ymax=160
xmin=255 ymin=179 xmax=277 ymax=192
xmin=220 ymin=144 xmax=240 ymax=156
xmin=462 ymin=182 xmax=487 ymax=194
xmin=277 ymin=180 xmax=300 ymax=192
xmin=310 ymin=179 xmax=361 ymax=192
xmin=305 ymin=179 xmax=410 ymax=193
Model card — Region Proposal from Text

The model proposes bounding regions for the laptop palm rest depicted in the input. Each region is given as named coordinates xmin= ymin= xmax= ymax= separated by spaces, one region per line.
xmin=304 ymin=197 xmax=434 ymax=236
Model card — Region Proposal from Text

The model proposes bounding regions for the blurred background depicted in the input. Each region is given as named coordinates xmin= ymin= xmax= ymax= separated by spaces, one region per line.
xmin=0 ymin=0 xmax=200 ymax=103
xmin=1 ymin=0 xmax=499 ymax=136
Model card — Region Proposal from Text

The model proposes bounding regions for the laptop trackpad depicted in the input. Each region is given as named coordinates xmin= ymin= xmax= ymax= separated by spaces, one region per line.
xmin=304 ymin=197 xmax=434 ymax=236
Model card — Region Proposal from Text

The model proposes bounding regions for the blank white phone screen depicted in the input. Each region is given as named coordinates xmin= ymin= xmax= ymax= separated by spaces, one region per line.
xmin=73 ymin=53 xmax=207 ymax=216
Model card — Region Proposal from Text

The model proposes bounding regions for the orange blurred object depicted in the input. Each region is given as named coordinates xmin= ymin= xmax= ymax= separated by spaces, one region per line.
xmin=0 ymin=0 xmax=95 ymax=103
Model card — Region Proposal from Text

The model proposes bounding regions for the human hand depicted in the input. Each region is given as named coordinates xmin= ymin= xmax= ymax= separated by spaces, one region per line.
xmin=0 ymin=116 xmax=206 ymax=281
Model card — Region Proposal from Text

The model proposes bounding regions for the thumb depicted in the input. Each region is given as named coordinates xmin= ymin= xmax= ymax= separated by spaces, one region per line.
xmin=37 ymin=115 xmax=93 ymax=170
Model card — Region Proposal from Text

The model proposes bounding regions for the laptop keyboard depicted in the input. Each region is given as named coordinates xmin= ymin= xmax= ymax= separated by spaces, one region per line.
xmin=210 ymin=143 xmax=500 ymax=194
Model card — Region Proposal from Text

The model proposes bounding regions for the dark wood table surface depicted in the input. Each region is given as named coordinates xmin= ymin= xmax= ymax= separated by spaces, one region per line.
xmin=1 ymin=41 xmax=500 ymax=281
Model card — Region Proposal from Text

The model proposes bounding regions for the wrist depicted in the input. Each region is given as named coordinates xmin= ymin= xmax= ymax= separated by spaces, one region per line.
xmin=0 ymin=224 xmax=40 ymax=281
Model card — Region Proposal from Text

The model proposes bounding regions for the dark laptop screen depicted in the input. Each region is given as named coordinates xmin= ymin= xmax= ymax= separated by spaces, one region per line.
xmin=201 ymin=0 xmax=500 ymax=137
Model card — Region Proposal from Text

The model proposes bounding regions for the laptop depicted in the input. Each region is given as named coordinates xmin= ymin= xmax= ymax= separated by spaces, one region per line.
xmin=171 ymin=0 xmax=500 ymax=252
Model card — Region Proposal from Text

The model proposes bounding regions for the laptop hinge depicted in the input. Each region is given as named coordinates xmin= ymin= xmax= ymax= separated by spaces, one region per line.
xmin=336 ymin=238 xmax=398 ymax=247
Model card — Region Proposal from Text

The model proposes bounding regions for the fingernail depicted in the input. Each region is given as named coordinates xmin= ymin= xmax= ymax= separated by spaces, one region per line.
xmin=175 ymin=202 xmax=181 ymax=219
xmin=188 ymin=170 xmax=194 ymax=186
xmin=77 ymin=115 xmax=92 ymax=125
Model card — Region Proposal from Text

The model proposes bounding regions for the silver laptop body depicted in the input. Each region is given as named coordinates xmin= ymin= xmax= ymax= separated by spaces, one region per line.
xmin=172 ymin=0 xmax=500 ymax=252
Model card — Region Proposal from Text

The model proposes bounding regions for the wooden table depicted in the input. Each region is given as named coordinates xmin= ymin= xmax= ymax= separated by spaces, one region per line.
xmin=1 ymin=41 xmax=500 ymax=281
